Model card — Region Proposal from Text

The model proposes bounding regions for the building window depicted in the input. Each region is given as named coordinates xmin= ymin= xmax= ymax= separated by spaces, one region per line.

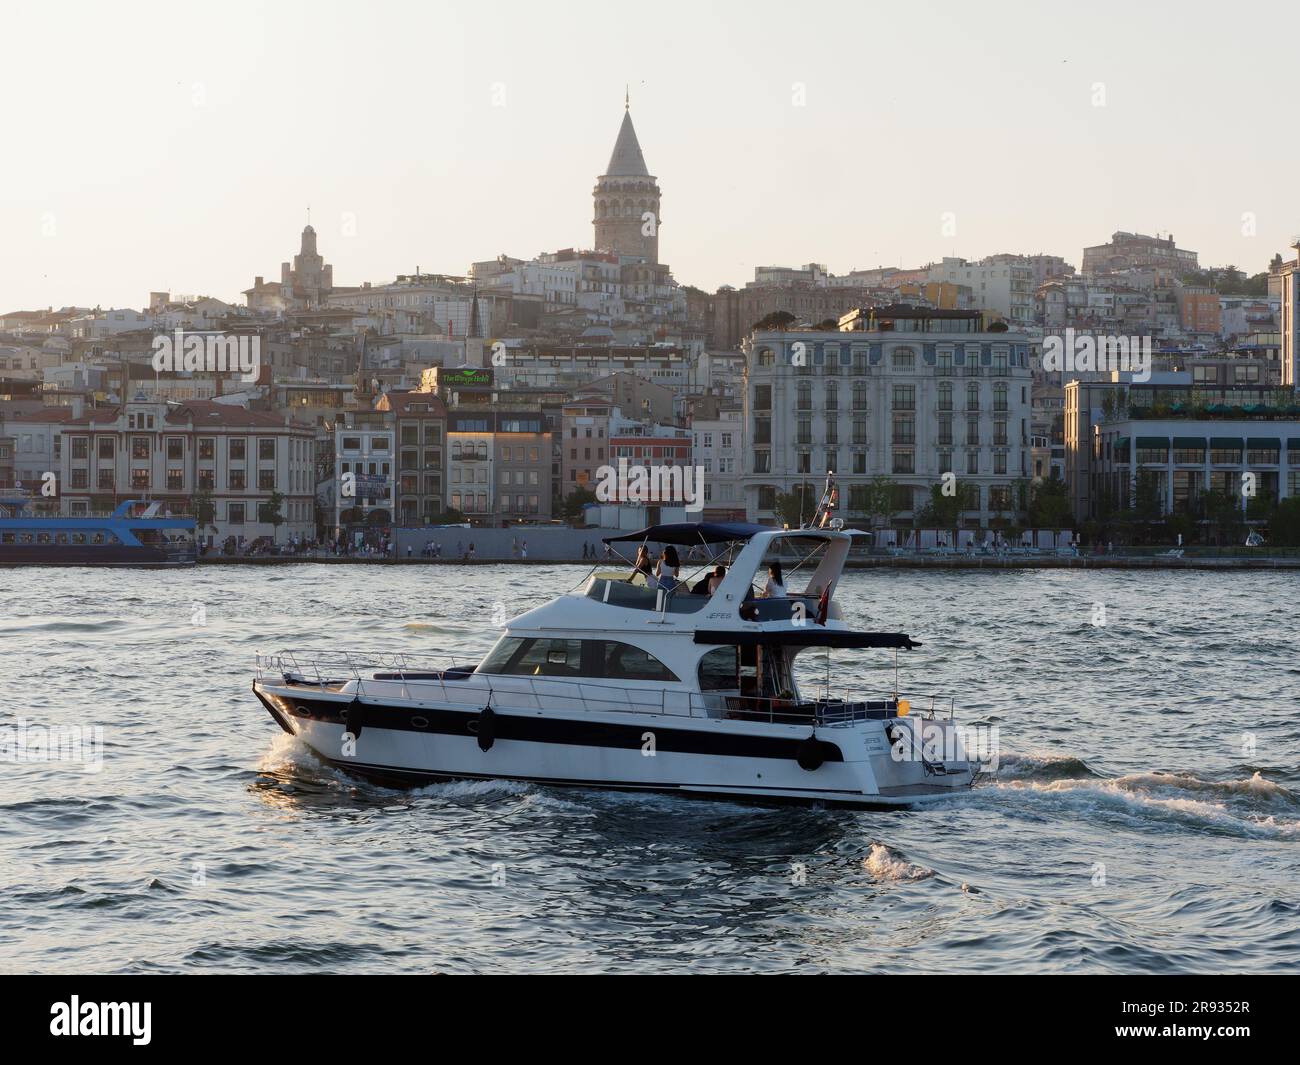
xmin=132 ymin=436 xmax=150 ymax=460
xmin=198 ymin=438 xmax=215 ymax=460
xmin=892 ymin=414 xmax=915 ymax=445
xmin=966 ymin=383 xmax=980 ymax=410
xmin=258 ymin=469 xmax=275 ymax=491
xmin=966 ymin=451 xmax=979 ymax=475
xmin=259 ymin=438 xmax=276 ymax=461
xmin=98 ymin=438 xmax=114 ymax=459
xmin=229 ymin=470 xmax=245 ymax=490
xmin=131 ymin=469 xmax=150 ymax=489
xmin=230 ymin=439 xmax=246 ymax=461
xmin=966 ymin=416 xmax=980 ymax=445
xmin=228 ymin=503 xmax=245 ymax=525
xmin=97 ymin=469 xmax=114 ymax=489
xmin=167 ymin=469 xmax=184 ymax=491
xmin=72 ymin=438 xmax=88 ymax=460
xmin=892 ymin=348 xmax=915 ymax=371
xmin=892 ymin=449 xmax=914 ymax=474
xmin=891 ymin=385 xmax=915 ymax=410
xmin=938 ymin=415 xmax=953 ymax=446
xmin=796 ymin=381 xmax=812 ymax=410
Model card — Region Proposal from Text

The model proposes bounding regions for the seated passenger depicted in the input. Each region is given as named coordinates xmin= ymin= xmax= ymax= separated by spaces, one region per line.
xmin=763 ymin=561 xmax=787 ymax=598
xmin=707 ymin=564 xmax=726 ymax=593
xmin=627 ymin=545 xmax=654 ymax=585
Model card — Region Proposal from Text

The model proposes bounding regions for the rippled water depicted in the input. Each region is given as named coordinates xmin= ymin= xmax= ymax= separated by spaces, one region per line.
xmin=1 ymin=564 xmax=1297 ymax=973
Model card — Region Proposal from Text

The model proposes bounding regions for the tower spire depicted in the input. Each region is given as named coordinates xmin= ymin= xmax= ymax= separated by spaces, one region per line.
xmin=625 ymin=84 xmax=629 ymax=110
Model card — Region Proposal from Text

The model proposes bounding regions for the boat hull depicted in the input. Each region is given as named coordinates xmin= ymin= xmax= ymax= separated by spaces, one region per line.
xmin=254 ymin=683 xmax=976 ymax=808
xmin=0 ymin=544 xmax=195 ymax=567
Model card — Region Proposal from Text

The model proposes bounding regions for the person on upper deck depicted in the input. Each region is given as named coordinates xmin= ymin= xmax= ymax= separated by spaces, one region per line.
xmin=628 ymin=545 xmax=654 ymax=585
xmin=763 ymin=561 xmax=787 ymax=598
xmin=654 ymin=545 xmax=681 ymax=591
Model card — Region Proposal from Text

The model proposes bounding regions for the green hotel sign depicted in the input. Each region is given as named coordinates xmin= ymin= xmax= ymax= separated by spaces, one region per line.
xmin=438 ymin=367 xmax=493 ymax=387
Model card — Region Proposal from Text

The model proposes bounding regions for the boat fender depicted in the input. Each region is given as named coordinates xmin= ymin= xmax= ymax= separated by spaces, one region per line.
xmin=473 ymin=706 xmax=496 ymax=752
xmin=796 ymin=734 xmax=827 ymax=772
xmin=345 ymin=697 xmax=365 ymax=739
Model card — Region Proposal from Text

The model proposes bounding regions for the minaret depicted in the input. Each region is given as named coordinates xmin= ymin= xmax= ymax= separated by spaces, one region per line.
xmin=592 ymin=96 xmax=661 ymax=263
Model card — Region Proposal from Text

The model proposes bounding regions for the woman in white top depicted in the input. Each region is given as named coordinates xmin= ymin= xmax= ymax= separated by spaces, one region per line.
xmin=654 ymin=545 xmax=681 ymax=591
xmin=763 ymin=561 xmax=786 ymax=598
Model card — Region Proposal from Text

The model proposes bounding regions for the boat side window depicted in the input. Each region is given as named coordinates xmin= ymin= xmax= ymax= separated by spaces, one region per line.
xmin=71 ymin=533 xmax=86 ymax=544
xmin=697 ymin=646 xmax=739 ymax=691
xmin=36 ymin=532 xmax=51 ymax=544
xmin=0 ymin=533 xmax=13 ymax=544
xmin=592 ymin=641 xmax=678 ymax=682
xmin=92 ymin=532 xmax=105 ymax=545
xmin=479 ymin=636 xmax=678 ymax=681
xmin=479 ymin=637 xmax=583 ymax=678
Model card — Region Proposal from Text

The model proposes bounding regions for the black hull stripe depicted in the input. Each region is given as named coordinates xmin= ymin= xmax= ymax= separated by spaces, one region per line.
xmin=315 ymin=757 xmax=898 ymax=808
xmin=258 ymin=690 xmax=844 ymax=763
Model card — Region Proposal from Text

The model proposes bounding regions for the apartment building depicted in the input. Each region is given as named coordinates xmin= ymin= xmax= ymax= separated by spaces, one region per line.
xmin=57 ymin=399 xmax=316 ymax=544
xmin=1065 ymin=367 xmax=1300 ymax=520
xmin=375 ymin=390 xmax=446 ymax=525
xmin=332 ymin=410 xmax=395 ymax=534
xmin=742 ymin=307 xmax=1034 ymax=529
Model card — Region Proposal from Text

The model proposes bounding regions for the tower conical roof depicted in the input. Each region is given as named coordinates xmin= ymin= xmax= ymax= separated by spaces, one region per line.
xmin=604 ymin=109 xmax=650 ymax=177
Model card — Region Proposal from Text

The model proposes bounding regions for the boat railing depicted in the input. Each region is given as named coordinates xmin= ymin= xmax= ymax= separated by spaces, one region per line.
xmin=257 ymin=649 xmax=953 ymax=726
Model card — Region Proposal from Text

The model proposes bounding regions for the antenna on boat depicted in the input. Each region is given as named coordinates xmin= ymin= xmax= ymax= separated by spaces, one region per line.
xmin=810 ymin=471 xmax=838 ymax=529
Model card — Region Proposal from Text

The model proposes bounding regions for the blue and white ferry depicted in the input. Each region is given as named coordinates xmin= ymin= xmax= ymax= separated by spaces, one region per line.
xmin=0 ymin=496 xmax=197 ymax=567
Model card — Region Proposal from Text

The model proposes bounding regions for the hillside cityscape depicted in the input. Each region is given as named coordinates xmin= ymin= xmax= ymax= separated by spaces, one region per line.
xmin=4 ymin=102 xmax=1300 ymax=555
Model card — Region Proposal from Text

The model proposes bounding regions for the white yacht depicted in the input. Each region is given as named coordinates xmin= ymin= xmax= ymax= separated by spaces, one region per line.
xmin=253 ymin=522 xmax=978 ymax=807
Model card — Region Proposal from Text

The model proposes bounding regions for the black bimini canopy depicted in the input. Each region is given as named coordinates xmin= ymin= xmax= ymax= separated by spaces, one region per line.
xmin=603 ymin=521 xmax=770 ymax=546
xmin=694 ymin=630 xmax=920 ymax=650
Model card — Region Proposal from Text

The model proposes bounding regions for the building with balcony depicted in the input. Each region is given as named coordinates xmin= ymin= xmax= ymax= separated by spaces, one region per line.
xmin=742 ymin=307 xmax=1034 ymax=529
xmin=375 ymin=390 xmax=446 ymax=526
xmin=332 ymin=410 xmax=395 ymax=535
xmin=57 ymin=400 xmax=316 ymax=544
xmin=1064 ymin=369 xmax=1300 ymax=521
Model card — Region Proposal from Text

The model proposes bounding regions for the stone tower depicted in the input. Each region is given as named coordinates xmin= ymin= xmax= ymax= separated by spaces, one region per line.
xmin=593 ymin=100 xmax=660 ymax=263
xmin=281 ymin=223 xmax=334 ymax=306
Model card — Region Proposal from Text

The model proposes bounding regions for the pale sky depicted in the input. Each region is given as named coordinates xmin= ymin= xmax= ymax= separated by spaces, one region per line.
xmin=3 ymin=0 xmax=1297 ymax=312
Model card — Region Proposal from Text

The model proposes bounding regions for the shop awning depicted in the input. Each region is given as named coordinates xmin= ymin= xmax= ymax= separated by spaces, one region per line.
xmin=1210 ymin=437 xmax=1244 ymax=450
xmin=1136 ymin=436 xmax=1170 ymax=449
xmin=1247 ymin=437 xmax=1281 ymax=449
xmin=1172 ymin=436 xmax=1207 ymax=450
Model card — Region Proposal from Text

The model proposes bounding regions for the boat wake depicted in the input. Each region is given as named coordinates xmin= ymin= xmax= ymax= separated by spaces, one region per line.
xmin=979 ymin=759 xmax=1300 ymax=839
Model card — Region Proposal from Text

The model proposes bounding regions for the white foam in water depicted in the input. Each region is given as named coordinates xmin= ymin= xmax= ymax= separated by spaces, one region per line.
xmin=863 ymin=843 xmax=934 ymax=882
xmin=984 ymin=775 xmax=1300 ymax=839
